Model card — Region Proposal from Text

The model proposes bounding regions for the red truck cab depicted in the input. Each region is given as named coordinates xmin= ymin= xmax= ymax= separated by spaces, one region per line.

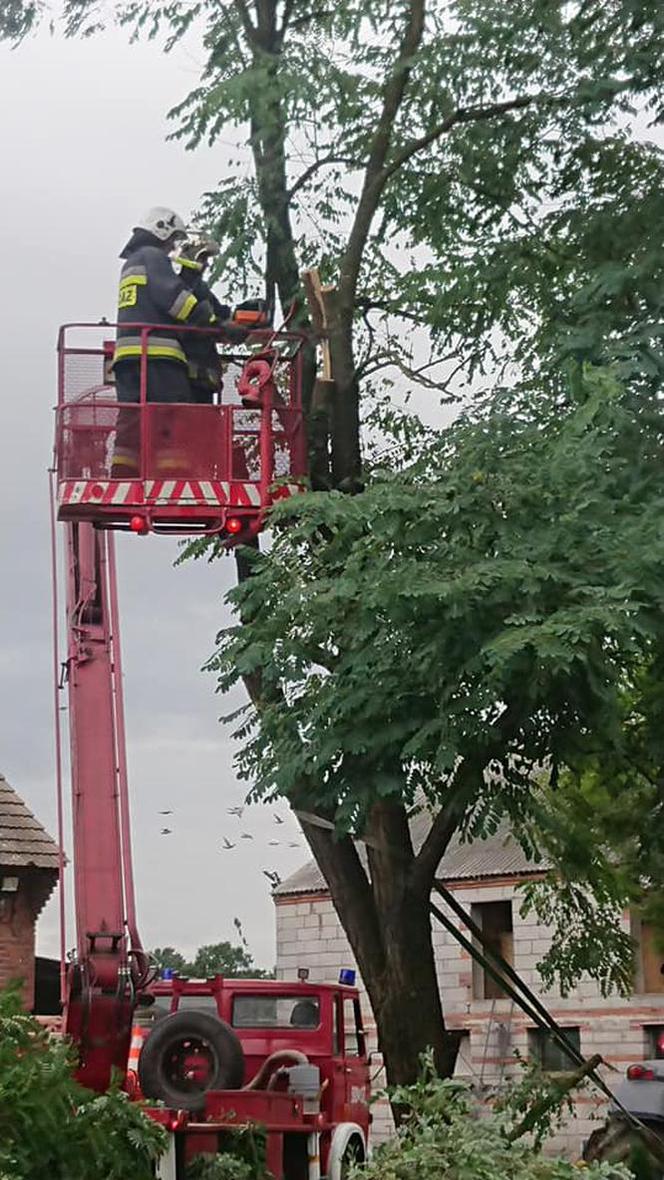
xmin=134 ymin=975 xmax=371 ymax=1180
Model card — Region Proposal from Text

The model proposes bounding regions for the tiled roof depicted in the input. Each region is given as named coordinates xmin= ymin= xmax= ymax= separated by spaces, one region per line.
xmin=275 ymin=816 xmax=548 ymax=897
xmin=0 ymin=773 xmax=60 ymax=871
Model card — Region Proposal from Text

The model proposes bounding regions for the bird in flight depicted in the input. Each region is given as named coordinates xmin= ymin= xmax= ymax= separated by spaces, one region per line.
xmin=240 ymin=832 xmax=253 ymax=840
xmin=228 ymin=806 xmax=244 ymax=818
xmin=160 ymin=828 xmax=172 ymax=836
xmin=263 ymin=870 xmax=281 ymax=887
xmin=274 ymin=814 xmax=284 ymax=825
xmin=288 ymin=842 xmax=300 ymax=848
xmin=221 ymin=837 xmax=235 ymax=850
xmin=268 ymin=840 xmax=280 ymax=847
xmin=159 ymin=810 xmax=173 ymax=815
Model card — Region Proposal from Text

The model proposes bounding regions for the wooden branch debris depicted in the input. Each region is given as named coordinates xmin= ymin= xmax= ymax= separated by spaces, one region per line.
xmin=300 ymin=267 xmax=336 ymax=381
xmin=508 ymin=1055 xmax=603 ymax=1142
xmin=301 ymin=266 xmax=338 ymax=488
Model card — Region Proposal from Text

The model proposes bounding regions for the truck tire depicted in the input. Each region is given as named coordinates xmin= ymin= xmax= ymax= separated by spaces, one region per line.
xmin=138 ymin=1010 xmax=244 ymax=1113
xmin=326 ymin=1126 xmax=367 ymax=1180
xmin=340 ymin=1136 xmax=365 ymax=1180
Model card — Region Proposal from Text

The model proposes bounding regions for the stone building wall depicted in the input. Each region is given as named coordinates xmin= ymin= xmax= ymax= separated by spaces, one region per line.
xmin=275 ymin=879 xmax=664 ymax=1158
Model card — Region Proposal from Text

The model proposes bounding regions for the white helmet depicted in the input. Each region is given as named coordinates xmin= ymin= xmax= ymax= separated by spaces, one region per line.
xmin=134 ymin=207 xmax=187 ymax=242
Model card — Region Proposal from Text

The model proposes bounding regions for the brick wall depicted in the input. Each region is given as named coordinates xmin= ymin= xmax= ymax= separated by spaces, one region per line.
xmin=0 ymin=882 xmax=37 ymax=1008
xmin=275 ymin=879 xmax=664 ymax=1159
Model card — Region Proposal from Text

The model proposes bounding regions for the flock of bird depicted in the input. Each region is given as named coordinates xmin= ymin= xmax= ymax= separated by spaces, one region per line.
xmin=156 ymin=806 xmax=301 ymax=888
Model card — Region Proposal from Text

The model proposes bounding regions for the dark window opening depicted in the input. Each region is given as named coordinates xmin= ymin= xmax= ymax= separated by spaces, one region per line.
xmin=639 ymin=923 xmax=664 ymax=995
xmin=471 ymin=900 xmax=513 ymax=1000
xmin=529 ymin=1027 xmax=581 ymax=1072
xmin=344 ymin=997 xmax=364 ymax=1057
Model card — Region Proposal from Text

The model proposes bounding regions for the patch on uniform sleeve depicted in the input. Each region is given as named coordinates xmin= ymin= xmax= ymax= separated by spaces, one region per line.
xmin=118 ymin=283 xmax=138 ymax=309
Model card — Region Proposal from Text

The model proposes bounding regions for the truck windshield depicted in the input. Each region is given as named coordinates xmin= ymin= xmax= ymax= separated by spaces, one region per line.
xmin=175 ymin=996 xmax=220 ymax=1015
xmin=232 ymin=995 xmax=320 ymax=1029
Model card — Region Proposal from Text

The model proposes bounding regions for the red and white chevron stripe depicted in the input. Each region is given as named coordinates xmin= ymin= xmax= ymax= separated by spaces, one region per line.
xmin=58 ymin=478 xmax=271 ymax=508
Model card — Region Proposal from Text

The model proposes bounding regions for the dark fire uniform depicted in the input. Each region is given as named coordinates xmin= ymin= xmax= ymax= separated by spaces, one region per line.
xmin=111 ymin=241 xmax=215 ymax=476
xmin=176 ymin=258 xmax=230 ymax=404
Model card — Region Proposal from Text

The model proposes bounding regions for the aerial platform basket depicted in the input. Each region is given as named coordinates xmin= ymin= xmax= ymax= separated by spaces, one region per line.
xmin=54 ymin=323 xmax=308 ymax=539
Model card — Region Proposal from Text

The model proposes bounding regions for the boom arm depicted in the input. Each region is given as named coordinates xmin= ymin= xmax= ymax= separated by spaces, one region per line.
xmin=63 ymin=521 xmax=146 ymax=1091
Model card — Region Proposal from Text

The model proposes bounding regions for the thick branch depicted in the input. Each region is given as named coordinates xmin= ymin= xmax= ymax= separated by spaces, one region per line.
xmin=338 ymin=0 xmax=426 ymax=309
xmin=412 ymin=703 xmax=527 ymax=891
xmin=381 ymin=91 xmax=554 ymax=184
xmin=355 ymin=297 xmax=433 ymax=326
xmin=233 ymin=0 xmax=256 ymax=40
xmin=365 ymin=800 xmax=416 ymax=909
xmin=412 ymin=762 xmax=485 ymax=892
xmin=297 ymin=812 xmax=387 ymax=980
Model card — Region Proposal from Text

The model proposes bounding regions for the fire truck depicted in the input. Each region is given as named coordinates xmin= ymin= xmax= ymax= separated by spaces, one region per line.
xmin=52 ymin=320 xmax=371 ymax=1178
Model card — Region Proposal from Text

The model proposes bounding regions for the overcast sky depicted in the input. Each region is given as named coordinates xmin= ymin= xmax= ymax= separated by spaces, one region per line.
xmin=0 ymin=25 xmax=309 ymax=969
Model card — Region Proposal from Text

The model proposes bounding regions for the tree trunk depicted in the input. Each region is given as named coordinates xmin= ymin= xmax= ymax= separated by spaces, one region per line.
xmin=325 ymin=295 xmax=362 ymax=488
xmin=301 ymin=800 xmax=460 ymax=1099
xmin=377 ymin=892 xmax=459 ymax=1085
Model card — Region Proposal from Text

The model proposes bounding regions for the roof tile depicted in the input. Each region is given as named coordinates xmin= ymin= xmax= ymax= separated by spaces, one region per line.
xmin=0 ymin=774 xmax=60 ymax=871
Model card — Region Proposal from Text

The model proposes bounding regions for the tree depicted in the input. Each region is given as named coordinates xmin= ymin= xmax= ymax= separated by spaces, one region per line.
xmin=211 ymin=363 xmax=664 ymax=1085
xmin=5 ymin=0 xmax=664 ymax=1088
xmin=0 ymin=986 xmax=165 ymax=1179
xmin=152 ymin=946 xmax=189 ymax=975
xmin=150 ymin=938 xmax=274 ymax=978
xmin=191 ymin=941 xmax=256 ymax=978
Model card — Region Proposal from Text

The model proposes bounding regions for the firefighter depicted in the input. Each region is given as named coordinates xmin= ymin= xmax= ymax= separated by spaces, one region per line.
xmin=173 ymin=236 xmax=231 ymax=404
xmin=111 ymin=207 xmax=217 ymax=477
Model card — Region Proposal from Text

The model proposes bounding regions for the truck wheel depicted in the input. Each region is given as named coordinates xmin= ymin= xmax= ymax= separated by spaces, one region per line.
xmin=342 ymin=1137 xmax=363 ymax=1175
xmin=339 ymin=1136 xmax=365 ymax=1180
xmin=138 ymin=1010 xmax=244 ymax=1113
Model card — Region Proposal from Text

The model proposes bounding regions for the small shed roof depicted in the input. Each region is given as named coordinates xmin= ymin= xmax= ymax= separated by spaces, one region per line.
xmin=0 ymin=773 xmax=60 ymax=871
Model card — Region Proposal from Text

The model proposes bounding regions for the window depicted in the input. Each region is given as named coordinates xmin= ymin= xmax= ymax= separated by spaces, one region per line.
xmin=644 ymin=1025 xmax=664 ymax=1059
xmin=232 ymin=994 xmax=320 ymax=1029
xmin=639 ymin=923 xmax=664 ymax=994
xmin=529 ymin=1028 xmax=581 ymax=1072
xmin=343 ymin=998 xmax=364 ymax=1057
xmin=470 ymin=901 xmax=513 ymax=1000
xmin=176 ymin=996 xmax=220 ymax=1015
xmin=332 ymin=998 xmax=340 ymax=1056
xmin=453 ymin=1031 xmax=472 ymax=1078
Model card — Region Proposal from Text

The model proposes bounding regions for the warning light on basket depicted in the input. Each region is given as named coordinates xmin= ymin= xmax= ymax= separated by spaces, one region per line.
xmin=226 ymin=517 xmax=243 ymax=535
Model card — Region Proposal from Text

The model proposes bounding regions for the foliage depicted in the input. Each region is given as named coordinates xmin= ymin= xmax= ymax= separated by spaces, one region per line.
xmin=186 ymin=1123 xmax=267 ymax=1180
xmin=518 ymin=651 xmax=664 ymax=993
xmin=495 ymin=1053 xmax=583 ymax=1150
xmin=152 ymin=945 xmax=190 ymax=975
xmin=186 ymin=1155 xmax=255 ymax=1180
xmin=359 ymin=1055 xmax=625 ymax=1180
xmin=208 ymin=362 xmax=664 ymax=995
xmin=4 ymin=2 xmax=664 ymax=401
xmin=190 ymin=942 xmax=255 ymax=978
xmin=151 ymin=935 xmax=274 ymax=979
xmin=0 ymin=985 xmax=166 ymax=1180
